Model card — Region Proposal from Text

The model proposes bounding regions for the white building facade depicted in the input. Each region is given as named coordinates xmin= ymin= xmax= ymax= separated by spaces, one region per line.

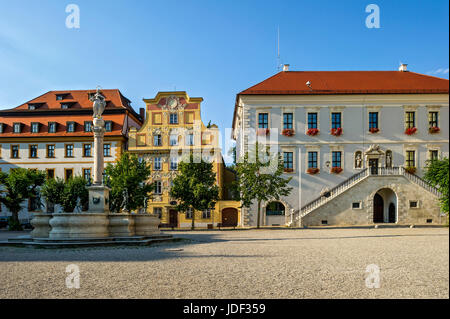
xmin=232 ymin=67 xmax=449 ymax=227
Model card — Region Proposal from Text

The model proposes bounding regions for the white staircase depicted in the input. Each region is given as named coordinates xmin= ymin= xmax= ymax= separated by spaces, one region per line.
xmin=288 ymin=167 xmax=441 ymax=226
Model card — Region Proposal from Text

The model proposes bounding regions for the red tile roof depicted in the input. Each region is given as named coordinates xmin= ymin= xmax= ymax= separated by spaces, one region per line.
xmin=239 ymin=71 xmax=449 ymax=95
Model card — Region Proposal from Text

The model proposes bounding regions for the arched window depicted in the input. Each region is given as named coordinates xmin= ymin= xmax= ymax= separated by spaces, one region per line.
xmin=354 ymin=151 xmax=363 ymax=169
xmin=266 ymin=202 xmax=285 ymax=216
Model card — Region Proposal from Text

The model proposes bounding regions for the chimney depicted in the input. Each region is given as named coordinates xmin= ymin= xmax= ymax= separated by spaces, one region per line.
xmin=399 ymin=63 xmax=408 ymax=72
xmin=282 ymin=64 xmax=290 ymax=72
xmin=139 ymin=107 xmax=145 ymax=121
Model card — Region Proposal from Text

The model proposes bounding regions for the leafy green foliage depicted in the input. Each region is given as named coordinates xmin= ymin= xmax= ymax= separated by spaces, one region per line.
xmin=104 ymin=152 xmax=153 ymax=213
xmin=170 ymin=153 xmax=219 ymax=229
xmin=423 ymin=157 xmax=449 ymax=214
xmin=233 ymin=143 xmax=293 ymax=228
xmin=41 ymin=176 xmax=88 ymax=212
xmin=0 ymin=168 xmax=46 ymax=230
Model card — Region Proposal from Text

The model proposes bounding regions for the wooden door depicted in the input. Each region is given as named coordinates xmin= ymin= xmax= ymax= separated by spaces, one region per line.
xmin=169 ymin=210 xmax=178 ymax=228
xmin=388 ymin=203 xmax=396 ymax=223
xmin=373 ymin=193 xmax=384 ymax=223
xmin=221 ymin=208 xmax=238 ymax=227
xmin=369 ymin=159 xmax=379 ymax=175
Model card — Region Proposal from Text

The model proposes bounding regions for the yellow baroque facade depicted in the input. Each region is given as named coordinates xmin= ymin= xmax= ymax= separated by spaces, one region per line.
xmin=128 ymin=91 xmax=241 ymax=228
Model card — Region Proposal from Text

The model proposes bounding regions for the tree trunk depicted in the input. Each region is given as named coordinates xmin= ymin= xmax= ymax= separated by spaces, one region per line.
xmin=9 ymin=210 xmax=22 ymax=231
xmin=191 ymin=211 xmax=195 ymax=230
xmin=257 ymin=200 xmax=261 ymax=229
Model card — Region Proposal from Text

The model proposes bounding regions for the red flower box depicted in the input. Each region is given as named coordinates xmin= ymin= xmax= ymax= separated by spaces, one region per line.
xmin=307 ymin=128 xmax=320 ymax=136
xmin=307 ymin=167 xmax=320 ymax=174
xmin=405 ymin=127 xmax=417 ymax=135
xmin=256 ymin=128 xmax=270 ymax=136
xmin=331 ymin=167 xmax=343 ymax=174
xmin=282 ymin=129 xmax=295 ymax=136
xmin=404 ymin=166 xmax=416 ymax=174
xmin=331 ymin=127 xmax=342 ymax=136
xmin=369 ymin=127 xmax=379 ymax=133
xmin=429 ymin=126 xmax=440 ymax=134
xmin=284 ymin=168 xmax=294 ymax=173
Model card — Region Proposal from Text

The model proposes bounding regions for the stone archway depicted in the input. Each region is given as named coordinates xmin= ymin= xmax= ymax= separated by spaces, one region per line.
xmin=372 ymin=188 xmax=397 ymax=223
xmin=263 ymin=199 xmax=292 ymax=226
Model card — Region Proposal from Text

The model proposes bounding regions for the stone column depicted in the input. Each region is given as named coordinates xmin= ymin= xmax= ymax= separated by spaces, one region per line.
xmin=93 ymin=118 xmax=105 ymax=185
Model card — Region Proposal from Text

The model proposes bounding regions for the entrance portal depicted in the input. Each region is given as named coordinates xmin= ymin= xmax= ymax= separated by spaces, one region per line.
xmin=373 ymin=193 xmax=384 ymax=223
xmin=221 ymin=208 xmax=238 ymax=227
xmin=369 ymin=159 xmax=379 ymax=175
xmin=373 ymin=188 xmax=397 ymax=223
xmin=169 ymin=209 xmax=178 ymax=228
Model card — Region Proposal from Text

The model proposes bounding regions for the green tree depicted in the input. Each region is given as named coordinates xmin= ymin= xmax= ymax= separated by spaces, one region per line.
xmin=170 ymin=153 xmax=219 ymax=229
xmin=41 ymin=176 xmax=88 ymax=212
xmin=104 ymin=152 xmax=153 ymax=213
xmin=423 ymin=157 xmax=449 ymax=215
xmin=41 ymin=177 xmax=65 ymax=211
xmin=233 ymin=143 xmax=293 ymax=228
xmin=0 ymin=168 xmax=46 ymax=230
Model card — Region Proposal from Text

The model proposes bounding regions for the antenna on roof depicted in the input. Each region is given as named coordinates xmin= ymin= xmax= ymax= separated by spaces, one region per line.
xmin=276 ymin=26 xmax=281 ymax=72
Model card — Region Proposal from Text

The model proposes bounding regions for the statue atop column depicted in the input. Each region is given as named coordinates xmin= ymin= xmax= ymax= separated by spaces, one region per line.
xmin=90 ymin=87 xmax=106 ymax=119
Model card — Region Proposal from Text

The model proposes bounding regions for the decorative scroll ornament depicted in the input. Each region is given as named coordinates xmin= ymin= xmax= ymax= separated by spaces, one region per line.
xmin=365 ymin=144 xmax=385 ymax=156
xmin=158 ymin=95 xmax=187 ymax=111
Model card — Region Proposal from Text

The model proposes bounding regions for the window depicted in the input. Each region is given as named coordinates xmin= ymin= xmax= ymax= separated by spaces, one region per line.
xmin=258 ymin=113 xmax=268 ymax=128
xmin=154 ymin=157 xmax=162 ymax=170
xmin=409 ymin=201 xmax=418 ymax=208
xmin=154 ymin=134 xmax=162 ymax=146
xmin=105 ymin=121 xmax=112 ymax=132
xmin=169 ymin=113 xmax=178 ymax=124
xmin=406 ymin=150 xmax=415 ymax=167
xmin=65 ymin=169 xmax=73 ymax=181
xmin=83 ymin=169 xmax=91 ymax=181
xmin=429 ymin=112 xmax=438 ymax=128
xmin=154 ymin=207 xmax=162 ymax=218
xmin=48 ymin=122 xmax=57 ymax=133
xmin=104 ymin=144 xmax=111 ymax=157
xmin=430 ymin=150 xmax=439 ymax=161
xmin=46 ymin=169 xmax=55 ymax=179
xmin=31 ymin=122 xmax=40 ymax=133
xmin=202 ymin=209 xmax=211 ymax=219
xmin=61 ymin=104 xmax=70 ymax=109
xmin=65 ymin=144 xmax=74 ymax=157
xmin=84 ymin=121 xmax=93 ymax=132
xmin=283 ymin=113 xmax=293 ymax=129
xmin=28 ymin=104 xmax=37 ymax=110
xmin=283 ymin=152 xmax=293 ymax=170
xmin=352 ymin=202 xmax=361 ymax=209
xmin=83 ymin=144 xmax=92 ymax=157
xmin=405 ymin=112 xmax=415 ymax=129
xmin=186 ymin=208 xmax=193 ymax=219
xmin=308 ymin=113 xmax=318 ymax=129
xmin=170 ymin=157 xmax=178 ymax=170
xmin=332 ymin=151 xmax=342 ymax=168
xmin=13 ymin=123 xmax=21 ymax=133
xmin=0 ymin=123 xmax=4 ymax=133
xmin=29 ymin=145 xmax=38 ymax=158
xmin=170 ymin=134 xmax=178 ymax=146
xmin=11 ymin=145 xmax=19 ymax=158
xmin=154 ymin=181 xmax=162 ymax=194
xmin=66 ymin=122 xmax=75 ymax=133
xmin=56 ymin=94 xmax=66 ymax=100
xmin=186 ymin=134 xmax=194 ymax=146
xmin=331 ymin=113 xmax=341 ymax=129
xmin=369 ymin=112 xmax=378 ymax=129
xmin=308 ymin=151 xmax=318 ymax=168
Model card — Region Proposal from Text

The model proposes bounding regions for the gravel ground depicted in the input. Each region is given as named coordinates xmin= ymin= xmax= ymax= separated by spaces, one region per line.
xmin=0 ymin=228 xmax=448 ymax=299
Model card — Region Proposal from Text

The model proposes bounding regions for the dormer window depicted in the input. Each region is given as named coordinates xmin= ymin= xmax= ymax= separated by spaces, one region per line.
xmin=48 ymin=122 xmax=57 ymax=133
xmin=13 ymin=123 xmax=22 ymax=133
xmin=28 ymin=104 xmax=37 ymax=110
xmin=0 ymin=123 xmax=4 ymax=133
xmin=66 ymin=121 xmax=75 ymax=133
xmin=56 ymin=94 xmax=68 ymax=101
xmin=105 ymin=121 xmax=112 ymax=132
xmin=61 ymin=103 xmax=70 ymax=109
xmin=31 ymin=122 xmax=40 ymax=133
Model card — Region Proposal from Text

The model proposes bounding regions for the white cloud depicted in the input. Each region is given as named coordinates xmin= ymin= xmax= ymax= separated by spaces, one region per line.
xmin=428 ymin=68 xmax=449 ymax=75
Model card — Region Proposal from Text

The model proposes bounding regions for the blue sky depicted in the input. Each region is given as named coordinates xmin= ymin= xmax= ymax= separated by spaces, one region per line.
xmin=0 ymin=0 xmax=448 ymax=161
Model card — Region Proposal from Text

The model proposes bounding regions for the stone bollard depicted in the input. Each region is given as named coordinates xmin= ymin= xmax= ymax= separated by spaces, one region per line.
xmin=30 ymin=213 xmax=52 ymax=238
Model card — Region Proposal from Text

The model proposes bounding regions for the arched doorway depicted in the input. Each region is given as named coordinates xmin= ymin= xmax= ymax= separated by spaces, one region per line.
xmin=373 ymin=194 xmax=384 ymax=223
xmin=222 ymin=208 xmax=238 ymax=227
xmin=265 ymin=201 xmax=285 ymax=226
xmin=373 ymin=188 xmax=397 ymax=223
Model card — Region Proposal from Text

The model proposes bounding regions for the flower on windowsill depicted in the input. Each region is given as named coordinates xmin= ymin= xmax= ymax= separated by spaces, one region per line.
xmin=330 ymin=167 xmax=343 ymax=174
xmin=369 ymin=127 xmax=379 ymax=134
xmin=282 ymin=129 xmax=295 ymax=136
xmin=429 ymin=126 xmax=440 ymax=134
xmin=404 ymin=166 xmax=416 ymax=174
xmin=330 ymin=127 xmax=342 ymax=136
xmin=256 ymin=128 xmax=270 ymax=136
xmin=307 ymin=167 xmax=320 ymax=175
xmin=405 ymin=127 xmax=417 ymax=135
xmin=307 ymin=128 xmax=319 ymax=136
xmin=284 ymin=168 xmax=294 ymax=173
